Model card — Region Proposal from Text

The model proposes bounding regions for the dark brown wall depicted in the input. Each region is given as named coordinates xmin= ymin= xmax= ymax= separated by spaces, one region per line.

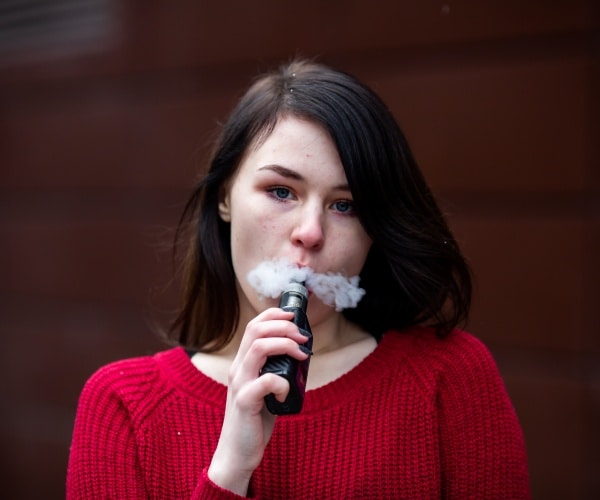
xmin=1 ymin=1 xmax=598 ymax=498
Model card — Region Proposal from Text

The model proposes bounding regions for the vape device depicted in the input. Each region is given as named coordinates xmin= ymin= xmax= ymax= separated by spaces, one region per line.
xmin=261 ymin=282 xmax=313 ymax=415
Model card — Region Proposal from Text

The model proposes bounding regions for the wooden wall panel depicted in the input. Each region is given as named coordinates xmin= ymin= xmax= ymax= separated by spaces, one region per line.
xmin=1 ymin=92 xmax=227 ymax=190
xmin=1 ymin=219 xmax=168 ymax=301
xmin=0 ymin=1 xmax=597 ymax=498
xmin=504 ymin=363 xmax=586 ymax=499
xmin=374 ymin=56 xmax=588 ymax=193
xmin=454 ymin=216 xmax=585 ymax=351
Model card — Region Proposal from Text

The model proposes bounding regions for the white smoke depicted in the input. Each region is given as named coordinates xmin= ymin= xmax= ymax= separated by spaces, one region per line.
xmin=247 ymin=258 xmax=365 ymax=311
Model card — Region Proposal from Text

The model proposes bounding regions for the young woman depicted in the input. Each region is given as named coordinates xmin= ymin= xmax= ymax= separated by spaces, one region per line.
xmin=67 ymin=59 xmax=530 ymax=499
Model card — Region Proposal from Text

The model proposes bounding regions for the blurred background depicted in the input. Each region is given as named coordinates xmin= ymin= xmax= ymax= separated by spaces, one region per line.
xmin=0 ymin=1 xmax=598 ymax=498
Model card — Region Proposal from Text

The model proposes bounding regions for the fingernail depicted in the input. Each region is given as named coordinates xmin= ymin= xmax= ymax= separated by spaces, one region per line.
xmin=298 ymin=327 xmax=312 ymax=338
xmin=299 ymin=344 xmax=313 ymax=356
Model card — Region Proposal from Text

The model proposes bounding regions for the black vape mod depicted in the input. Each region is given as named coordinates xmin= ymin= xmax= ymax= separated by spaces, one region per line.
xmin=261 ymin=282 xmax=313 ymax=415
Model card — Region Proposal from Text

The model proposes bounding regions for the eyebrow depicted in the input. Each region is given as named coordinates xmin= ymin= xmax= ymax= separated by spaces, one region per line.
xmin=258 ymin=164 xmax=304 ymax=181
xmin=257 ymin=164 xmax=350 ymax=191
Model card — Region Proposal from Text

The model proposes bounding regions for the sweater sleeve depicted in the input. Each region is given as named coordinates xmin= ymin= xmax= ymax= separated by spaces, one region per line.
xmin=67 ymin=360 xmax=253 ymax=500
xmin=66 ymin=364 xmax=149 ymax=499
xmin=191 ymin=469 xmax=254 ymax=500
xmin=436 ymin=333 xmax=530 ymax=499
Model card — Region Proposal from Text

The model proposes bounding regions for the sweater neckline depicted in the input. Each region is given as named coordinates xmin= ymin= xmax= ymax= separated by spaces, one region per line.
xmin=158 ymin=332 xmax=401 ymax=414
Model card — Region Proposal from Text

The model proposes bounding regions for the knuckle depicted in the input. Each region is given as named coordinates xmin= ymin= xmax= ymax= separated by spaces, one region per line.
xmin=227 ymin=364 xmax=237 ymax=383
xmin=247 ymin=338 xmax=270 ymax=357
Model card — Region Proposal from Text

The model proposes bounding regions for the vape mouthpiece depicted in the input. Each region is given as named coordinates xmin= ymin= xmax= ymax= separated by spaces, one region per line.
xmin=284 ymin=281 xmax=308 ymax=297
xmin=280 ymin=282 xmax=308 ymax=310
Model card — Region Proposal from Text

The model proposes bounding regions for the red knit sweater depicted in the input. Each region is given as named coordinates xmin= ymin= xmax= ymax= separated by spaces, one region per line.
xmin=67 ymin=328 xmax=530 ymax=499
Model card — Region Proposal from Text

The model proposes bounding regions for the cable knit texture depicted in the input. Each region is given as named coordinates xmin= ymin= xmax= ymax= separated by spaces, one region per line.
xmin=67 ymin=327 xmax=530 ymax=499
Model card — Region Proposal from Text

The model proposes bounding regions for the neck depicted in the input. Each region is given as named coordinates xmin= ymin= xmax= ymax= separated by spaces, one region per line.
xmin=311 ymin=312 xmax=352 ymax=354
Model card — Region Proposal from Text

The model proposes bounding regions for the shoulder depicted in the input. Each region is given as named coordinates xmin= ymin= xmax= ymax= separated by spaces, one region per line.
xmin=381 ymin=328 xmax=523 ymax=438
xmin=381 ymin=328 xmax=529 ymax=494
xmin=82 ymin=352 xmax=159 ymax=393
xmin=76 ymin=347 xmax=185 ymax=418
xmin=381 ymin=327 xmax=503 ymax=391
xmin=383 ymin=327 xmax=495 ymax=367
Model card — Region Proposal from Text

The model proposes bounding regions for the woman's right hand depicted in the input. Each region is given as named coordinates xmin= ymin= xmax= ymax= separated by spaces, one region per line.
xmin=207 ymin=307 xmax=311 ymax=496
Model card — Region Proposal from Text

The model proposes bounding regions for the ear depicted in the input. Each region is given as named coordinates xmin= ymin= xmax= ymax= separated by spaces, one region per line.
xmin=218 ymin=187 xmax=231 ymax=222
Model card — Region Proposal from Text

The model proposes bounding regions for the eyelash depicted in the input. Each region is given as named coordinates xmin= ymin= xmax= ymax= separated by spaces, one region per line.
xmin=266 ymin=186 xmax=356 ymax=216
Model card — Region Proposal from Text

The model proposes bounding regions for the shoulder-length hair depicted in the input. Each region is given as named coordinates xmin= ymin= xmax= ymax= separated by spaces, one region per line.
xmin=170 ymin=58 xmax=472 ymax=351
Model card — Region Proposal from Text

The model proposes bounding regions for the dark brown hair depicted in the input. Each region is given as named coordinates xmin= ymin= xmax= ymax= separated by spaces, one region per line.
xmin=170 ymin=59 xmax=472 ymax=351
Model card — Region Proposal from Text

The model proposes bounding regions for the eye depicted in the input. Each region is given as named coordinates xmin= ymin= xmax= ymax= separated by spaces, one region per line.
xmin=332 ymin=199 xmax=356 ymax=215
xmin=267 ymin=186 xmax=294 ymax=201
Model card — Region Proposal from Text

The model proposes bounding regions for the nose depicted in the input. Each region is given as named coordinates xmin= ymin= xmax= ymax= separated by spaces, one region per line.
xmin=291 ymin=205 xmax=325 ymax=250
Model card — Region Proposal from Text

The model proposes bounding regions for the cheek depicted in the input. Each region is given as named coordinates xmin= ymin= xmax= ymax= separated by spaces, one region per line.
xmin=331 ymin=233 xmax=372 ymax=275
xmin=229 ymin=210 xmax=284 ymax=267
xmin=351 ymin=245 xmax=372 ymax=273
xmin=352 ymin=240 xmax=373 ymax=274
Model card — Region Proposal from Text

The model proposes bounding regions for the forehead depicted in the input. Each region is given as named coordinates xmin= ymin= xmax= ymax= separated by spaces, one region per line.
xmin=241 ymin=117 xmax=345 ymax=177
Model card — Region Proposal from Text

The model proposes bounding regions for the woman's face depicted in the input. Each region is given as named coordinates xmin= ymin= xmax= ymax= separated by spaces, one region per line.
xmin=218 ymin=117 xmax=372 ymax=327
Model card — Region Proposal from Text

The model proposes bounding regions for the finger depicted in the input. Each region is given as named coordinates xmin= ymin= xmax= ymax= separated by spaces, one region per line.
xmin=242 ymin=318 xmax=301 ymax=343
xmin=236 ymin=372 xmax=290 ymax=410
xmin=232 ymin=337 xmax=310 ymax=385
xmin=238 ymin=308 xmax=293 ymax=344
xmin=233 ymin=320 xmax=300 ymax=371
xmin=236 ymin=313 xmax=308 ymax=357
xmin=248 ymin=307 xmax=294 ymax=326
